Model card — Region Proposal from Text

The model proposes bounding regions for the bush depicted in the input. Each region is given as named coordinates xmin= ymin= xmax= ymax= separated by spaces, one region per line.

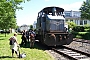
xmin=84 ymin=29 xmax=90 ymax=32
xmin=72 ymin=32 xmax=90 ymax=40
xmin=73 ymin=26 xmax=85 ymax=32
xmin=84 ymin=25 xmax=90 ymax=32
xmin=67 ymin=22 xmax=76 ymax=29
xmin=76 ymin=35 xmax=82 ymax=38
xmin=72 ymin=31 xmax=78 ymax=38
xmin=84 ymin=25 xmax=90 ymax=29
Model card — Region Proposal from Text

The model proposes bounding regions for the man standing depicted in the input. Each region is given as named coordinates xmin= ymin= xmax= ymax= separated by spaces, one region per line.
xmin=30 ymin=30 xmax=36 ymax=47
xmin=26 ymin=31 xmax=30 ymax=42
xmin=21 ymin=30 xmax=27 ymax=46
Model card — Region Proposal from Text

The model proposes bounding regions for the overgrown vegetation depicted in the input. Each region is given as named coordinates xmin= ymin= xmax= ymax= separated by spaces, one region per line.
xmin=71 ymin=25 xmax=90 ymax=40
xmin=67 ymin=22 xmax=90 ymax=40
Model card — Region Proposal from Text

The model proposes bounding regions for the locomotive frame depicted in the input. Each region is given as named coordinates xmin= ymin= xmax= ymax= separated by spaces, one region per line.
xmin=35 ymin=6 xmax=73 ymax=46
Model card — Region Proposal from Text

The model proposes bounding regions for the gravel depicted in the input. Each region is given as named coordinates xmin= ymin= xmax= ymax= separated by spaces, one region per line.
xmin=65 ymin=41 xmax=90 ymax=54
xmin=46 ymin=40 xmax=90 ymax=60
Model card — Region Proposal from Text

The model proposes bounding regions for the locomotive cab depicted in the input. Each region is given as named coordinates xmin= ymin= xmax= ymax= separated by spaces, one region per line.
xmin=36 ymin=6 xmax=73 ymax=46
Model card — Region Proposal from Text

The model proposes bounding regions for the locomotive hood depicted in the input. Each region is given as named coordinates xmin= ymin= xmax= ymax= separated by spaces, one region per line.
xmin=47 ymin=15 xmax=65 ymax=20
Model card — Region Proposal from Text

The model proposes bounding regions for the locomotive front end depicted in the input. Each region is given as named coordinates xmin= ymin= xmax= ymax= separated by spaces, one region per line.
xmin=44 ymin=15 xmax=73 ymax=46
xmin=36 ymin=6 xmax=73 ymax=46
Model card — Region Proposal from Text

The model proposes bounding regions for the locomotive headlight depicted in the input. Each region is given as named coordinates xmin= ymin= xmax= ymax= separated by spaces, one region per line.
xmin=59 ymin=35 xmax=62 ymax=40
xmin=51 ymin=34 xmax=56 ymax=38
xmin=64 ymin=36 xmax=66 ymax=39
xmin=49 ymin=34 xmax=56 ymax=40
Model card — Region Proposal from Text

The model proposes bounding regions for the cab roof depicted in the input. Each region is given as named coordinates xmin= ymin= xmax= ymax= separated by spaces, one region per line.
xmin=40 ymin=6 xmax=64 ymax=14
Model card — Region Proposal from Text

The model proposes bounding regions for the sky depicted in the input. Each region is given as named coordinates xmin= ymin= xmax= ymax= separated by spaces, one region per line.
xmin=16 ymin=0 xmax=86 ymax=26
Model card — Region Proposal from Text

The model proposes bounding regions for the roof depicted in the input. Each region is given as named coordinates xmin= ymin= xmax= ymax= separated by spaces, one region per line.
xmin=40 ymin=6 xmax=64 ymax=14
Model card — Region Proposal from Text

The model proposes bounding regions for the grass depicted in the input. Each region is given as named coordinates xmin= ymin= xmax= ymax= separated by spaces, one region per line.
xmin=0 ymin=33 xmax=54 ymax=60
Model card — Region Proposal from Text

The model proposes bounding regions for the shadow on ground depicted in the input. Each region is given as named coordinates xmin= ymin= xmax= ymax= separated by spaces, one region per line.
xmin=0 ymin=35 xmax=5 ymax=40
xmin=0 ymin=38 xmax=5 ymax=40
xmin=19 ymin=41 xmax=48 ymax=50
xmin=0 ymin=56 xmax=13 ymax=59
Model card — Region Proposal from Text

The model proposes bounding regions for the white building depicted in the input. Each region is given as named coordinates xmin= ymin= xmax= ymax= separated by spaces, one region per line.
xmin=64 ymin=10 xmax=90 ymax=26
xmin=33 ymin=21 xmax=37 ymax=29
xmin=86 ymin=0 xmax=90 ymax=4
xmin=19 ymin=24 xmax=30 ymax=32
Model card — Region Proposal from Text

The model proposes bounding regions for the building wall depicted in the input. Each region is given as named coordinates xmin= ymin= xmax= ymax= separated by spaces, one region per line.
xmin=64 ymin=0 xmax=90 ymax=26
xmin=19 ymin=24 xmax=30 ymax=32
xmin=86 ymin=0 xmax=90 ymax=4
xmin=64 ymin=10 xmax=90 ymax=26
xmin=33 ymin=21 xmax=36 ymax=29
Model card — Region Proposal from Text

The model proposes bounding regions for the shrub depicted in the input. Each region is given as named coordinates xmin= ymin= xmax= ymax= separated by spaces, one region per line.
xmin=73 ymin=26 xmax=85 ymax=32
xmin=84 ymin=29 xmax=90 ymax=32
xmin=67 ymin=22 xmax=76 ymax=29
xmin=72 ymin=32 xmax=90 ymax=40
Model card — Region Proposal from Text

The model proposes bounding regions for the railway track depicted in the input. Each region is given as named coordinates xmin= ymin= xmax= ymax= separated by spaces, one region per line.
xmin=35 ymin=38 xmax=90 ymax=60
xmin=51 ymin=46 xmax=90 ymax=60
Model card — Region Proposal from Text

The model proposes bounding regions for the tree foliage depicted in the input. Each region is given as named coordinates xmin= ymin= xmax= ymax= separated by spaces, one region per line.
xmin=0 ymin=0 xmax=30 ymax=30
xmin=30 ymin=25 xmax=33 ymax=30
xmin=80 ymin=1 xmax=90 ymax=19
xmin=67 ymin=22 xmax=76 ymax=29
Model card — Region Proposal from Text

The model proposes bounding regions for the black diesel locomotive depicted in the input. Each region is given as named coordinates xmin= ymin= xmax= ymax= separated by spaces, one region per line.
xmin=35 ymin=6 xmax=73 ymax=46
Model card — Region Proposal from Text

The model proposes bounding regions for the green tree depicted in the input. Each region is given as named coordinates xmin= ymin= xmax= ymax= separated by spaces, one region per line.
xmin=0 ymin=0 xmax=30 ymax=30
xmin=0 ymin=2 xmax=16 ymax=29
xmin=0 ymin=0 xmax=30 ymax=36
xmin=30 ymin=25 xmax=33 ymax=30
xmin=80 ymin=1 xmax=90 ymax=19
